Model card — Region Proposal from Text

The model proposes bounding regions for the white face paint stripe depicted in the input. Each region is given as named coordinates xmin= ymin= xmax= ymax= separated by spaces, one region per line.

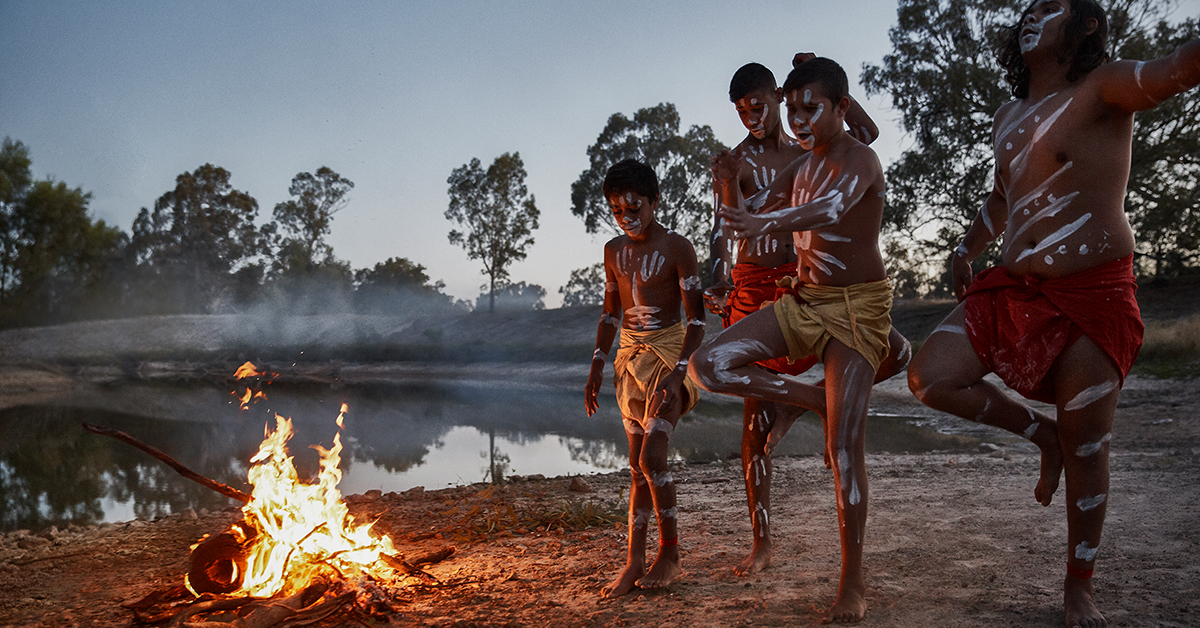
xmin=1076 ymin=494 xmax=1107 ymax=512
xmin=1075 ymin=432 xmax=1113 ymax=457
xmin=1063 ymin=381 xmax=1119 ymax=412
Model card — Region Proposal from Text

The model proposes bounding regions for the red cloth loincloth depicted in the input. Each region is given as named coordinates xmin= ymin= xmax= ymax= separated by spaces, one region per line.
xmin=725 ymin=262 xmax=818 ymax=376
xmin=962 ymin=254 xmax=1144 ymax=404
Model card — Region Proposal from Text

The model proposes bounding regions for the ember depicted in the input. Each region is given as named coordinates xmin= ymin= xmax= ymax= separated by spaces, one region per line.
xmin=232 ymin=361 xmax=276 ymax=410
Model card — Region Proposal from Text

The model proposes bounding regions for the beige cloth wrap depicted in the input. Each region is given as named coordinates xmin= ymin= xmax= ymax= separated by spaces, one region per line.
xmin=772 ymin=277 xmax=894 ymax=373
xmin=613 ymin=322 xmax=700 ymax=425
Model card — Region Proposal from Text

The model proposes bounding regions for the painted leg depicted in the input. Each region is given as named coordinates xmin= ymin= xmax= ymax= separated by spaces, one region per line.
xmin=636 ymin=412 xmax=683 ymax=589
xmin=602 ymin=428 xmax=651 ymax=598
xmin=689 ymin=306 xmax=826 ymax=413
xmin=737 ymin=398 xmax=776 ymax=575
xmin=908 ymin=305 xmax=1063 ymax=505
xmin=773 ymin=327 xmax=909 ymax=463
xmin=821 ymin=340 xmax=873 ymax=624
xmin=1054 ymin=337 xmax=1118 ymax=628
xmin=764 ymin=399 xmax=808 ymax=456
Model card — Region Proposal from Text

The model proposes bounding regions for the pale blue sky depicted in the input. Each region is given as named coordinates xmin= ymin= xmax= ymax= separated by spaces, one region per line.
xmin=2 ymin=1 xmax=1197 ymax=306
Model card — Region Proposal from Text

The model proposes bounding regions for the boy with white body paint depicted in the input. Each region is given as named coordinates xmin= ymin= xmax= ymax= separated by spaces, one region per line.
xmin=690 ymin=57 xmax=894 ymax=624
xmin=584 ymin=158 xmax=706 ymax=599
xmin=906 ymin=1 xmax=1200 ymax=626
xmin=706 ymin=55 xmax=912 ymax=578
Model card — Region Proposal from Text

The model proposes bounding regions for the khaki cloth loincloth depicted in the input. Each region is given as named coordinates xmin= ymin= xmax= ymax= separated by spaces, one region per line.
xmin=772 ymin=278 xmax=894 ymax=373
xmin=725 ymin=262 xmax=819 ymax=376
xmin=613 ymin=322 xmax=700 ymax=432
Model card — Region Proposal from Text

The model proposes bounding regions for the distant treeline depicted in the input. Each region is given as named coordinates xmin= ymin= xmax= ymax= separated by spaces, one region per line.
xmin=0 ymin=139 xmax=480 ymax=328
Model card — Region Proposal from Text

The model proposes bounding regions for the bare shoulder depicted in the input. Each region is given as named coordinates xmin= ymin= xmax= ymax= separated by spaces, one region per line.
xmin=603 ymin=235 xmax=628 ymax=255
xmin=842 ymin=137 xmax=884 ymax=177
xmin=661 ymin=229 xmax=699 ymax=259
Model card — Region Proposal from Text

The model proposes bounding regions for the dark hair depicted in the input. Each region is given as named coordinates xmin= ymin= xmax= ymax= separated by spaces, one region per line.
xmin=997 ymin=0 xmax=1109 ymax=98
xmin=729 ymin=62 xmax=777 ymax=102
xmin=603 ymin=159 xmax=659 ymax=205
xmin=782 ymin=57 xmax=848 ymax=104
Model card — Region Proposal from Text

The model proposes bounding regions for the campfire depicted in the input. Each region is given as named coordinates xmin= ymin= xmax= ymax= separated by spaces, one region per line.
xmin=86 ymin=362 xmax=456 ymax=626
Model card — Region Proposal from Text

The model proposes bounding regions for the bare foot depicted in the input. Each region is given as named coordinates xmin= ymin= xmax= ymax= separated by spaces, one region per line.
xmin=733 ymin=542 xmax=771 ymax=576
xmin=600 ymin=564 xmax=644 ymax=599
xmin=1064 ymin=574 xmax=1106 ymax=627
xmin=765 ymin=415 xmax=797 ymax=455
xmin=635 ymin=550 xmax=682 ymax=590
xmin=1035 ymin=422 xmax=1063 ymax=507
xmin=821 ymin=584 xmax=867 ymax=624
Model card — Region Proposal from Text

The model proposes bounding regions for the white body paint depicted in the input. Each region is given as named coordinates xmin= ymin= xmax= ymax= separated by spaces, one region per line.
xmin=1075 ymin=432 xmax=1113 ymax=457
xmin=1074 ymin=540 xmax=1100 ymax=562
xmin=651 ymin=470 xmax=674 ymax=487
xmin=1063 ymin=380 xmax=1118 ymax=411
xmin=1076 ymin=494 xmax=1107 ymax=512
xmin=1019 ymin=6 xmax=1065 ymax=53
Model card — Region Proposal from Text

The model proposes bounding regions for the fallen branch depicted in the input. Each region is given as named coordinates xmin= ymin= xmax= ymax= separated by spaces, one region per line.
xmin=83 ymin=423 xmax=251 ymax=503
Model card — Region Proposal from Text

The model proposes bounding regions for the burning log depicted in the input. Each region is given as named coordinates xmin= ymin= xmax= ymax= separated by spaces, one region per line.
xmin=82 ymin=423 xmax=251 ymax=503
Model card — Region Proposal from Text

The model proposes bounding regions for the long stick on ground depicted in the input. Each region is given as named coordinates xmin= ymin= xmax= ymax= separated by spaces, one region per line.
xmin=82 ymin=423 xmax=251 ymax=503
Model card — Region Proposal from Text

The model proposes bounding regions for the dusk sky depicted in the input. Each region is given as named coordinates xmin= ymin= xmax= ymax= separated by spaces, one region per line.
xmin=3 ymin=0 xmax=1197 ymax=307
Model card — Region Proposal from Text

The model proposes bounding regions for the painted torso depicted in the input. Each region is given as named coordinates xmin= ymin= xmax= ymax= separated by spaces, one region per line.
xmin=733 ymin=137 xmax=803 ymax=269
xmin=994 ymin=82 xmax=1136 ymax=278
xmin=789 ymin=142 xmax=887 ymax=286
xmin=609 ymin=225 xmax=694 ymax=332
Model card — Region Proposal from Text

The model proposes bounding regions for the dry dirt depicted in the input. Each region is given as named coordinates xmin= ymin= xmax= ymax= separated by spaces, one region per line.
xmin=1 ymin=371 xmax=1197 ymax=628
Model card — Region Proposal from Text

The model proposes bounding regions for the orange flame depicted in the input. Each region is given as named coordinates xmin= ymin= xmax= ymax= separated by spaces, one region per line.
xmin=232 ymin=361 xmax=276 ymax=411
xmin=189 ymin=404 xmax=396 ymax=597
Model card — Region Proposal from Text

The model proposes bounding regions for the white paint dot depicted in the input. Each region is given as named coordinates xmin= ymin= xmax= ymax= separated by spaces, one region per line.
xmin=1044 ymin=255 xmax=1054 ymax=265
xmin=1080 ymin=244 xmax=1089 ymax=254
xmin=1006 ymin=142 xmax=1013 ymax=150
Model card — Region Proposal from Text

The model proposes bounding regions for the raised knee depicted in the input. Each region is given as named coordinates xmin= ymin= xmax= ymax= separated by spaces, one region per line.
xmin=687 ymin=346 xmax=720 ymax=392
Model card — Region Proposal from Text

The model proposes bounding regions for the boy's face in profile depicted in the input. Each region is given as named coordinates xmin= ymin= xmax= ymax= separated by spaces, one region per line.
xmin=785 ymin=84 xmax=843 ymax=151
xmin=608 ymin=191 xmax=656 ymax=239
xmin=734 ymin=87 xmax=781 ymax=140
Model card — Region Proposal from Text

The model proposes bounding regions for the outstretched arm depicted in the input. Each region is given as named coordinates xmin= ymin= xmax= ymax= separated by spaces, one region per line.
xmin=706 ymin=172 xmax=735 ymax=316
xmin=1100 ymin=39 xmax=1200 ymax=112
xmin=585 ymin=254 xmax=621 ymax=416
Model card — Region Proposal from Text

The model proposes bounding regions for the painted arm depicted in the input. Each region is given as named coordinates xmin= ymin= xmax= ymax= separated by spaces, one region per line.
xmin=952 ymin=176 xmax=1009 ymax=301
xmin=1100 ymin=39 xmax=1200 ymax=112
xmin=844 ymin=97 xmax=879 ymax=145
xmin=585 ymin=254 xmax=621 ymax=416
xmin=705 ymin=170 xmax=735 ymax=317
xmin=649 ymin=244 xmax=707 ymax=418
xmin=720 ymin=152 xmax=873 ymax=239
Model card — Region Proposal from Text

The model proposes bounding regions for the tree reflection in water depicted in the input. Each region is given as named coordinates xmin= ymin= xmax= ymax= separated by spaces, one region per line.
xmin=0 ymin=379 xmax=981 ymax=532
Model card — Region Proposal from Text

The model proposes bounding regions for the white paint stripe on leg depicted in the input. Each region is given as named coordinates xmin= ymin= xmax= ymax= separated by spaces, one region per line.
xmin=1063 ymin=380 xmax=1118 ymax=412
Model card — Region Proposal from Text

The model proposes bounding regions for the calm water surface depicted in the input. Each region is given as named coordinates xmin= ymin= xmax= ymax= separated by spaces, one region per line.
xmin=0 ymin=376 xmax=981 ymax=532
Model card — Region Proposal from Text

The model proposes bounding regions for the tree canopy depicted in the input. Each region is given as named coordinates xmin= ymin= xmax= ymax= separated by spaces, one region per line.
xmin=570 ymin=103 xmax=727 ymax=260
xmin=130 ymin=164 xmax=270 ymax=312
xmin=863 ymin=0 xmax=1200 ymax=291
xmin=445 ymin=152 xmax=540 ymax=313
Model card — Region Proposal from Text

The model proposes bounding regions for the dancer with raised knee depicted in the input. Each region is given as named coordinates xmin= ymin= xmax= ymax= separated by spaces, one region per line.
xmin=906 ymin=2 xmax=1199 ymax=626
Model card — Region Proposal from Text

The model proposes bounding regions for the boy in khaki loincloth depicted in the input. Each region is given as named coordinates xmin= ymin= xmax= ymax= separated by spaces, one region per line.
xmin=706 ymin=55 xmax=912 ymax=579
xmin=907 ymin=1 xmax=1199 ymax=626
xmin=585 ymin=158 xmax=706 ymax=598
xmin=690 ymin=57 xmax=894 ymax=623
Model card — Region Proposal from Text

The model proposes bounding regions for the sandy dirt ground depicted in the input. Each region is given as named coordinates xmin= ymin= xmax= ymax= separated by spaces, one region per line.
xmin=1 ymin=370 xmax=1197 ymax=628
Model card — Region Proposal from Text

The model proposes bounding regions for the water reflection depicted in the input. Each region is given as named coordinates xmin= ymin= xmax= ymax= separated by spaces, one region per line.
xmin=0 ymin=379 xmax=980 ymax=532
